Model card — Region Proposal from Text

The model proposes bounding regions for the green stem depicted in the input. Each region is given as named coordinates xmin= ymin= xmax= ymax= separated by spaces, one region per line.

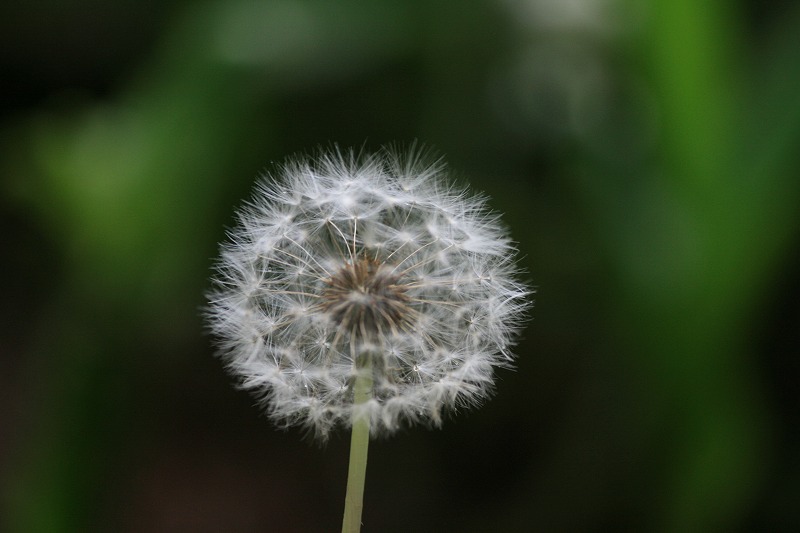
xmin=341 ymin=355 xmax=373 ymax=533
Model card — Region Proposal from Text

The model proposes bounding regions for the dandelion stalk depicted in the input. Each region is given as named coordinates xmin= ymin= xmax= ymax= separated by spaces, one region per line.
xmin=342 ymin=354 xmax=373 ymax=533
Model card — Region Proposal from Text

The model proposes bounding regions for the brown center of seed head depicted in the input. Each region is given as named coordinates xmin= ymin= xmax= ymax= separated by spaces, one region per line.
xmin=322 ymin=256 xmax=412 ymax=337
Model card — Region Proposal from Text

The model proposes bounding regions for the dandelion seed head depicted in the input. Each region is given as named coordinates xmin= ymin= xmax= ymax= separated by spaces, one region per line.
xmin=207 ymin=146 xmax=531 ymax=439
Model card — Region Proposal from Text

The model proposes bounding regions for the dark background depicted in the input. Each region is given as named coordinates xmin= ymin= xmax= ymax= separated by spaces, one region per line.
xmin=1 ymin=1 xmax=798 ymax=531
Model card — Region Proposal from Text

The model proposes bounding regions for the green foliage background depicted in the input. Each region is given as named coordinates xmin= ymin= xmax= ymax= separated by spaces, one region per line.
xmin=1 ymin=1 xmax=798 ymax=531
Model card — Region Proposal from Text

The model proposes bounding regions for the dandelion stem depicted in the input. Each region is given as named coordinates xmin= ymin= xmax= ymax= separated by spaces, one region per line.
xmin=342 ymin=354 xmax=373 ymax=533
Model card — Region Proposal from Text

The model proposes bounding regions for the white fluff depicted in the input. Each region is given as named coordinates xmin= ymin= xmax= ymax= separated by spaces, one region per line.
xmin=207 ymin=146 xmax=530 ymax=439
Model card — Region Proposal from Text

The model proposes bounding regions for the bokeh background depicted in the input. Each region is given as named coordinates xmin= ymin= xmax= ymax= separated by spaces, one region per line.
xmin=2 ymin=1 xmax=798 ymax=531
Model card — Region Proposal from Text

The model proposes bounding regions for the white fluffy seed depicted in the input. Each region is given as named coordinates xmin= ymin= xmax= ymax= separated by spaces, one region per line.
xmin=206 ymin=146 xmax=531 ymax=440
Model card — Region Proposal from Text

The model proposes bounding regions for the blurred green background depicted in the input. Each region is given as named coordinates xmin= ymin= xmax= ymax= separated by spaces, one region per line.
xmin=1 ymin=1 xmax=798 ymax=531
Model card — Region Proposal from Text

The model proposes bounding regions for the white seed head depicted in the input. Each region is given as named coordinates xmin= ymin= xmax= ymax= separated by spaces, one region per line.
xmin=207 ymin=146 xmax=531 ymax=439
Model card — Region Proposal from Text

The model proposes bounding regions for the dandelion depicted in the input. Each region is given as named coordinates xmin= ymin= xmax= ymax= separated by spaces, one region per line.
xmin=206 ymin=146 xmax=530 ymax=532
